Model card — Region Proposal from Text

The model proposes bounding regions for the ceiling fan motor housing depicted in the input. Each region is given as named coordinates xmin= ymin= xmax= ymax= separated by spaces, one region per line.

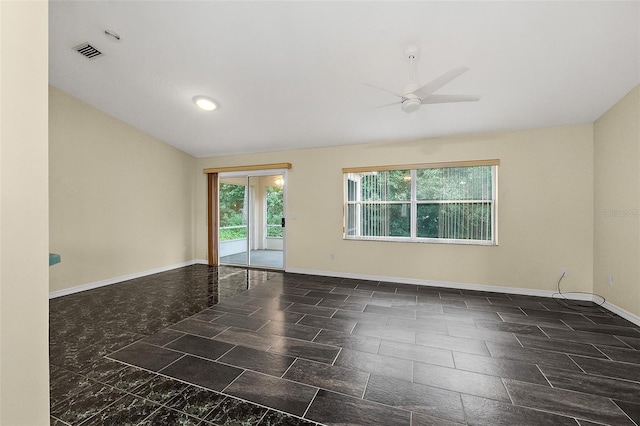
xmin=402 ymin=98 xmax=421 ymax=113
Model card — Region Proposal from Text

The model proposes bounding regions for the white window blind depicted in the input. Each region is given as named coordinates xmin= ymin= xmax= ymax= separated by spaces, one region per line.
xmin=344 ymin=160 xmax=498 ymax=245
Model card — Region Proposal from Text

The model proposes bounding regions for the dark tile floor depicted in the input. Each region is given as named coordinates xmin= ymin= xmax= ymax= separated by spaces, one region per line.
xmin=49 ymin=265 xmax=640 ymax=425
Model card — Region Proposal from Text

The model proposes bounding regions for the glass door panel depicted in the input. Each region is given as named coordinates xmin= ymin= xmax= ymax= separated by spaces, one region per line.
xmin=218 ymin=172 xmax=285 ymax=270
xmin=247 ymin=175 xmax=284 ymax=269
xmin=218 ymin=177 xmax=248 ymax=266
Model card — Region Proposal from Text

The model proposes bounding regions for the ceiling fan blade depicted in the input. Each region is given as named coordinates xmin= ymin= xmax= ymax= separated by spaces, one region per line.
xmin=421 ymin=94 xmax=480 ymax=104
xmin=363 ymin=82 xmax=403 ymax=98
xmin=413 ymin=66 xmax=470 ymax=99
xmin=374 ymin=100 xmax=402 ymax=109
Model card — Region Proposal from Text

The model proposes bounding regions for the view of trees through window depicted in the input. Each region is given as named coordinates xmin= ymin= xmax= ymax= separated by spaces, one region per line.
xmin=219 ymin=183 xmax=247 ymax=241
xmin=345 ymin=164 xmax=496 ymax=243
xmin=266 ymin=186 xmax=284 ymax=237
xmin=219 ymin=182 xmax=284 ymax=241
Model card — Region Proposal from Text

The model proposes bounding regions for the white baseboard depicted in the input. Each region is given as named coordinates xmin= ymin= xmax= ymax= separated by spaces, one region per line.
xmin=601 ymin=301 xmax=640 ymax=327
xmin=49 ymin=260 xmax=201 ymax=299
xmin=285 ymin=267 xmax=640 ymax=327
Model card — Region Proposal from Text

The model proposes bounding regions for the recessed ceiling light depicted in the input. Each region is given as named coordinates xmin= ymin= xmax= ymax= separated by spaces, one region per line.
xmin=193 ymin=96 xmax=217 ymax=111
xmin=104 ymin=29 xmax=121 ymax=41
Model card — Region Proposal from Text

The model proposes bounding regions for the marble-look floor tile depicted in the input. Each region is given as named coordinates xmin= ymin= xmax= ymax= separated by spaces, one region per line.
xmin=461 ymin=394 xmax=578 ymax=426
xmin=304 ymin=389 xmax=411 ymax=426
xmin=334 ymin=348 xmax=413 ymax=382
xmin=103 ymin=365 xmax=157 ymax=392
xmin=205 ymin=396 xmax=269 ymax=425
xmin=224 ymin=370 xmax=317 ymax=417
xmin=283 ymin=358 xmax=369 ymax=397
xmin=504 ymin=378 xmax=635 ymax=425
xmin=160 ymin=355 xmax=243 ymax=392
xmin=49 ymin=369 xmax=95 ymax=407
xmin=364 ymin=374 xmax=465 ymax=423
xmin=50 ymin=382 xmax=127 ymax=425
xmin=218 ymin=345 xmax=296 ymax=376
xmin=81 ymin=393 xmax=160 ymax=425
xmin=165 ymin=386 xmax=227 ymax=420
xmin=131 ymin=375 xmax=189 ymax=404
xmin=137 ymin=406 xmax=202 ymax=425
xmin=258 ymin=409 xmax=319 ymax=425
xmin=413 ymin=362 xmax=510 ymax=402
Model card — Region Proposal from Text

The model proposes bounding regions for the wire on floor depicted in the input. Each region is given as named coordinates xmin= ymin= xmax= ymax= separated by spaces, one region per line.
xmin=552 ymin=271 xmax=607 ymax=313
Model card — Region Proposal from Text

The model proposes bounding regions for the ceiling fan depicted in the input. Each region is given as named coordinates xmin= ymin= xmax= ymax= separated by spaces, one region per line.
xmin=365 ymin=45 xmax=479 ymax=114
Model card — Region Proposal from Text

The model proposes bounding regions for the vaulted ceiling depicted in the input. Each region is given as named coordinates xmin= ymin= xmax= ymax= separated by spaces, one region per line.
xmin=49 ymin=1 xmax=640 ymax=158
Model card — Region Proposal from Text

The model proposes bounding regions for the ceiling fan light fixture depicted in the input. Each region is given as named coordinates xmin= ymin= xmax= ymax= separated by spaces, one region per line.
xmin=193 ymin=95 xmax=217 ymax=111
xmin=402 ymin=98 xmax=421 ymax=114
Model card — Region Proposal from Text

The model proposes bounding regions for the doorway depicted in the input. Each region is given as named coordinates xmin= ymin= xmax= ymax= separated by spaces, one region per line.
xmin=217 ymin=172 xmax=285 ymax=269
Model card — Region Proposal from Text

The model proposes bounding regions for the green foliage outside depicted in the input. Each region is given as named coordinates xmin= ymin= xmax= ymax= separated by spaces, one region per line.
xmin=266 ymin=185 xmax=284 ymax=237
xmin=219 ymin=183 xmax=247 ymax=241
xmin=348 ymin=167 xmax=493 ymax=240
xmin=218 ymin=182 xmax=284 ymax=241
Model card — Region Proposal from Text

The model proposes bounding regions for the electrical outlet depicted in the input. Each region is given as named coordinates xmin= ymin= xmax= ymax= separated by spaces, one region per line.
xmin=561 ymin=268 xmax=568 ymax=277
xmin=608 ymin=275 xmax=613 ymax=286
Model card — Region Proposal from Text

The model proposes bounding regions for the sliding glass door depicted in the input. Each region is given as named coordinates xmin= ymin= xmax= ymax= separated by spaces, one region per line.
xmin=218 ymin=172 xmax=285 ymax=269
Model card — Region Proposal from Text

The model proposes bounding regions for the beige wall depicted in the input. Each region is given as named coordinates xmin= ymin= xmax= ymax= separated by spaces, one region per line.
xmin=594 ymin=85 xmax=640 ymax=318
xmin=197 ymin=124 xmax=594 ymax=294
xmin=0 ymin=0 xmax=50 ymax=423
xmin=49 ymin=87 xmax=197 ymax=293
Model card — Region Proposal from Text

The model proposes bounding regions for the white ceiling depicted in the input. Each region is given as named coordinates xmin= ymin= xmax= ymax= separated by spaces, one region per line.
xmin=49 ymin=1 xmax=640 ymax=158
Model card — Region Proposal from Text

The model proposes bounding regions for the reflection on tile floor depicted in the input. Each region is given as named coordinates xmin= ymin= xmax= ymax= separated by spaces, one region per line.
xmin=50 ymin=265 xmax=640 ymax=425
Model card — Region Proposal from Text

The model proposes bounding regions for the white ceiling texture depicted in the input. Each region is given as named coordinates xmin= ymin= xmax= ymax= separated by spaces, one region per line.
xmin=49 ymin=1 xmax=640 ymax=158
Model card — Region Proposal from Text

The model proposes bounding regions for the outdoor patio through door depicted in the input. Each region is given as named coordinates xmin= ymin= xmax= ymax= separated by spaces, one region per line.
xmin=217 ymin=172 xmax=285 ymax=269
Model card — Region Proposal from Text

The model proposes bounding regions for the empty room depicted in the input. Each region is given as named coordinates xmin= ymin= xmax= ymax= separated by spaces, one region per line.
xmin=1 ymin=1 xmax=639 ymax=425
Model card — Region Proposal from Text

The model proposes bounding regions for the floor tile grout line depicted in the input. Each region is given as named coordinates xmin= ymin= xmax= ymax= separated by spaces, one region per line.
xmin=301 ymin=387 xmax=320 ymax=420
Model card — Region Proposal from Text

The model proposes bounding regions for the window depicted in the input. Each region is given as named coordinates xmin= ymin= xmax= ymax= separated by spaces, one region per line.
xmin=344 ymin=160 xmax=498 ymax=245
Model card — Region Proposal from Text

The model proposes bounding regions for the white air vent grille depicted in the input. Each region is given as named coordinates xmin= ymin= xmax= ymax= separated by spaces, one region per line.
xmin=73 ymin=43 xmax=103 ymax=59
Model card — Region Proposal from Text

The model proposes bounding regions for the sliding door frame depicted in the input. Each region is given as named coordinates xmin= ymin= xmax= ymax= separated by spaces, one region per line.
xmin=204 ymin=163 xmax=291 ymax=267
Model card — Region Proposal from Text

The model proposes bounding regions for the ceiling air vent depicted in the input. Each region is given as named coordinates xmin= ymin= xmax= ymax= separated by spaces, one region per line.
xmin=73 ymin=43 xmax=103 ymax=59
